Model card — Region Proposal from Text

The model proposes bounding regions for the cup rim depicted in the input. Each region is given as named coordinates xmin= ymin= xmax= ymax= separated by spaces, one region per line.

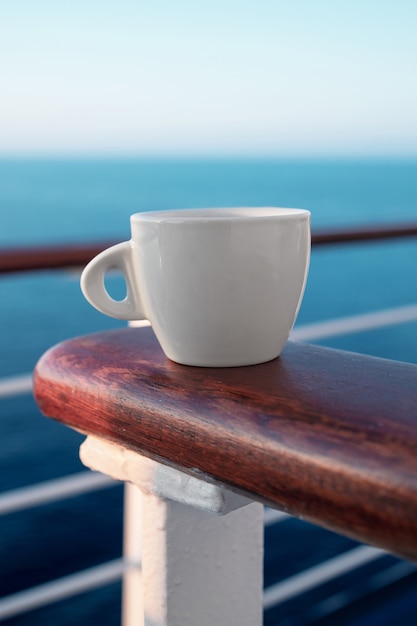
xmin=131 ymin=207 xmax=311 ymax=222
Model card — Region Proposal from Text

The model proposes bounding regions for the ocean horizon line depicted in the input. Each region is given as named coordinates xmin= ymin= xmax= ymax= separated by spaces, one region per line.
xmin=1 ymin=152 xmax=417 ymax=163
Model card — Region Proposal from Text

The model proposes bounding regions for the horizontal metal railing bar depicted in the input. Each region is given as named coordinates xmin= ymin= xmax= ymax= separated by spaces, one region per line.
xmin=0 ymin=373 xmax=33 ymax=398
xmin=0 ymin=558 xmax=129 ymax=621
xmin=291 ymin=303 xmax=417 ymax=342
xmin=0 ymin=547 xmax=400 ymax=621
xmin=0 ymin=541 xmax=411 ymax=621
xmin=308 ymin=559 xmax=417 ymax=623
xmin=0 ymin=471 xmax=117 ymax=516
xmin=263 ymin=545 xmax=384 ymax=610
xmin=1 ymin=222 xmax=417 ymax=274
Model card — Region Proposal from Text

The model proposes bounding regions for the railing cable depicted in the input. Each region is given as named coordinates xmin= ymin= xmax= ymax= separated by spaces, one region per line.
xmin=291 ymin=303 xmax=417 ymax=342
xmin=0 ymin=373 xmax=33 ymax=398
xmin=263 ymin=546 xmax=383 ymax=610
xmin=0 ymin=472 xmax=117 ymax=516
xmin=0 ymin=559 xmax=129 ymax=621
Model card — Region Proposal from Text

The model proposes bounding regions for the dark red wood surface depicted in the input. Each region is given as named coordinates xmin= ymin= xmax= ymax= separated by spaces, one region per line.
xmin=34 ymin=327 xmax=417 ymax=561
xmin=0 ymin=243 xmax=112 ymax=274
xmin=312 ymin=222 xmax=417 ymax=245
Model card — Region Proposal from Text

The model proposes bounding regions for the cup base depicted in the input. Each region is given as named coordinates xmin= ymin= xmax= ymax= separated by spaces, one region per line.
xmin=165 ymin=353 xmax=282 ymax=368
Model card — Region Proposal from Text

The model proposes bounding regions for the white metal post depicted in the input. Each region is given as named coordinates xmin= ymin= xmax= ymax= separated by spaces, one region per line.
xmin=80 ymin=436 xmax=264 ymax=626
xmin=140 ymin=495 xmax=263 ymax=626
xmin=122 ymin=483 xmax=144 ymax=626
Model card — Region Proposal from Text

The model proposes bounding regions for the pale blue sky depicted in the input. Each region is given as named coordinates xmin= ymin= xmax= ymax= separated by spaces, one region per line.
xmin=1 ymin=0 xmax=417 ymax=156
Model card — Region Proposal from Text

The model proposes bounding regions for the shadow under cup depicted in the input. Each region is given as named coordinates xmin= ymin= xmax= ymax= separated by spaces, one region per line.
xmin=81 ymin=208 xmax=311 ymax=367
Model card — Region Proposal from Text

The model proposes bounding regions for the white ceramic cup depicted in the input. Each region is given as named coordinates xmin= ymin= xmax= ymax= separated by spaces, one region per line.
xmin=81 ymin=208 xmax=310 ymax=367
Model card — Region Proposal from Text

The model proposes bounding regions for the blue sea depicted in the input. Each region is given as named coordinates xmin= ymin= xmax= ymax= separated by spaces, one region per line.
xmin=1 ymin=158 xmax=417 ymax=625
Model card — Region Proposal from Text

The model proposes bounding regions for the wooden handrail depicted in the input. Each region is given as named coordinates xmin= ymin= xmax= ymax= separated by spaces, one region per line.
xmin=312 ymin=222 xmax=417 ymax=245
xmin=34 ymin=326 xmax=417 ymax=562
xmin=0 ymin=243 xmax=114 ymax=274
xmin=2 ymin=222 xmax=417 ymax=274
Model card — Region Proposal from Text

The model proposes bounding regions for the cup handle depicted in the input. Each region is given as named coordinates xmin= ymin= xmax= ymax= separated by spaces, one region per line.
xmin=80 ymin=241 xmax=146 ymax=320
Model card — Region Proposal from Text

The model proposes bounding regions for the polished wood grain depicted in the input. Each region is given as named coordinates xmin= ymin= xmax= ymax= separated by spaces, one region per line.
xmin=34 ymin=327 xmax=417 ymax=561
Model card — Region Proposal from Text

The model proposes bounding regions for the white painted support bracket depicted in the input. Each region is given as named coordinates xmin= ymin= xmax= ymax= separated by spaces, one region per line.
xmin=80 ymin=436 xmax=252 ymax=515
xmin=80 ymin=436 xmax=264 ymax=626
